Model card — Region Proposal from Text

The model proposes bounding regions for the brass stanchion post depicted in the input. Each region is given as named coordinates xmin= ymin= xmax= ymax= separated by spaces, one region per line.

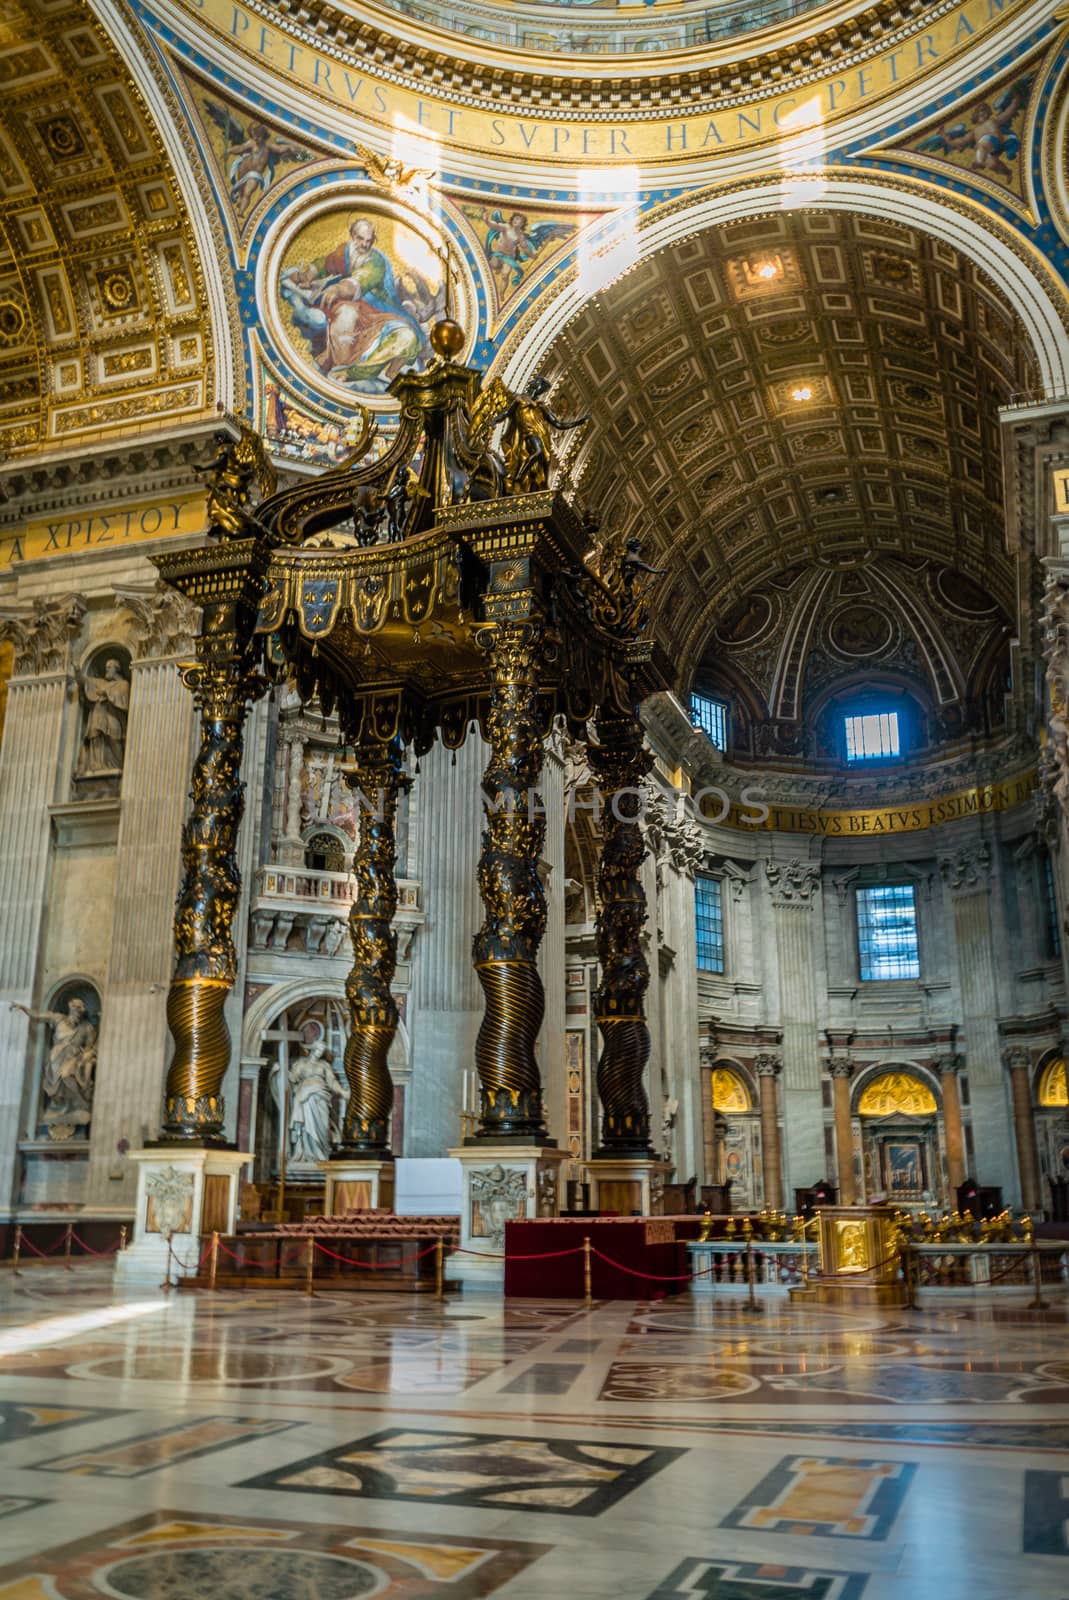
xmin=435 ymin=1236 xmax=445 ymax=1301
xmin=119 ymin=1225 xmax=127 ymax=1252
xmin=305 ymin=1237 xmax=315 ymax=1297
xmin=1029 ymin=1241 xmax=1048 ymax=1311
xmin=12 ymin=1224 xmax=21 ymax=1276
xmin=583 ymin=1235 xmax=592 ymax=1307
xmin=64 ymin=1222 xmax=72 ymax=1270
xmin=209 ymin=1231 xmax=219 ymax=1292
xmin=903 ymin=1242 xmax=916 ymax=1311
xmin=744 ymin=1237 xmax=764 ymax=1315
xmin=161 ymin=1238 xmax=174 ymax=1292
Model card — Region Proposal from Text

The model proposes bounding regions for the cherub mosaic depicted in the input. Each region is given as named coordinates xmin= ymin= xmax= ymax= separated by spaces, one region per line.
xmin=910 ymin=71 xmax=1035 ymax=194
xmin=188 ymin=78 xmax=315 ymax=229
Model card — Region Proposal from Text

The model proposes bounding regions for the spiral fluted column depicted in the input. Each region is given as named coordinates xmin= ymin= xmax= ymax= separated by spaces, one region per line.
xmin=590 ymin=712 xmax=655 ymax=1157
xmin=335 ymin=738 xmax=409 ymax=1156
xmin=156 ymin=535 xmax=269 ymax=1143
xmin=470 ymin=619 xmax=550 ymax=1141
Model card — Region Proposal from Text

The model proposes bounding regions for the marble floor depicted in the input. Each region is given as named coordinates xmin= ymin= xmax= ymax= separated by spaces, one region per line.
xmin=0 ymin=1270 xmax=1067 ymax=1597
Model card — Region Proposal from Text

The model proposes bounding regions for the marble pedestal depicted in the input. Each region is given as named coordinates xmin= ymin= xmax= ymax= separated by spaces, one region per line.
xmin=321 ymin=1158 xmax=395 ymax=1216
xmin=113 ymin=1147 xmax=250 ymax=1287
xmin=792 ymin=1203 xmax=907 ymax=1307
xmin=447 ymin=1143 xmax=567 ymax=1287
xmin=587 ymin=1157 xmax=672 ymax=1217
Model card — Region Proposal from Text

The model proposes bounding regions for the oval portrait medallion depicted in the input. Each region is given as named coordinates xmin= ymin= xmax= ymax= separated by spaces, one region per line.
xmin=262 ymin=193 xmax=470 ymax=408
xmin=828 ymin=604 xmax=895 ymax=658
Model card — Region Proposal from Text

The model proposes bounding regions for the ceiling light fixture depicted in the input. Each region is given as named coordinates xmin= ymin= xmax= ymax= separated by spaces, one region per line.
xmin=756 ymin=260 xmax=778 ymax=280
xmin=791 ymin=385 xmax=813 ymax=402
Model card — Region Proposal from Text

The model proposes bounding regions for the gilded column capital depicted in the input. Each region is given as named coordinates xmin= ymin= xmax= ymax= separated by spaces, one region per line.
xmin=754 ymin=1052 xmax=783 ymax=1078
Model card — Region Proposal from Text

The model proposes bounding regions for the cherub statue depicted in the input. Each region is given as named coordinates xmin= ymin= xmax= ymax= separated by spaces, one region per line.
xmin=491 ymin=376 xmax=587 ymax=495
xmin=197 ymin=423 xmax=277 ymax=540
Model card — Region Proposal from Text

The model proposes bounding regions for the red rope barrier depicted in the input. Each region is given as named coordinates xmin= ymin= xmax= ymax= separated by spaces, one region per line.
xmin=68 ymin=1232 xmax=121 ymax=1258
xmin=214 ymin=1240 xmax=308 ymax=1271
xmin=456 ymin=1244 xmax=584 ymax=1262
xmin=591 ymin=1247 xmax=717 ymax=1283
xmin=17 ymin=1234 xmax=67 ymax=1259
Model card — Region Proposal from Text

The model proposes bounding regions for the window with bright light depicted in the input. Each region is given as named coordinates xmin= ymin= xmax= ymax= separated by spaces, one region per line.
xmin=856 ymin=884 xmax=921 ymax=981
xmin=691 ymin=693 xmax=728 ymax=751
xmin=845 ymin=710 xmax=900 ymax=763
xmin=695 ymin=876 xmax=724 ymax=973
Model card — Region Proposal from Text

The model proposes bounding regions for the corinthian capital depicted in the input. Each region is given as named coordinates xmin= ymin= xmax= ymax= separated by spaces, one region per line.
xmin=764 ymin=858 xmax=821 ymax=905
xmin=116 ymin=583 xmax=200 ymax=661
xmin=828 ymin=1057 xmax=856 ymax=1079
xmin=0 ymin=594 xmax=85 ymax=677
xmin=939 ymin=843 xmax=991 ymax=891
xmin=1002 ymin=1046 xmax=1032 ymax=1074
xmin=937 ymin=1052 xmax=963 ymax=1077
xmin=754 ymin=1052 xmax=782 ymax=1077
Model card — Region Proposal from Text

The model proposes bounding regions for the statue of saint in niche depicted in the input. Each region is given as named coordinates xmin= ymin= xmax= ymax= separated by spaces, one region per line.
xmin=74 ymin=656 xmax=129 ymax=779
xmin=272 ymin=1039 xmax=347 ymax=1166
xmin=11 ymin=994 xmax=97 ymax=1136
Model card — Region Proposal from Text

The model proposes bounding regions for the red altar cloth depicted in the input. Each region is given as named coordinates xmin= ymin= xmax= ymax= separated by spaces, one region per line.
xmin=503 ymin=1217 xmax=692 ymax=1298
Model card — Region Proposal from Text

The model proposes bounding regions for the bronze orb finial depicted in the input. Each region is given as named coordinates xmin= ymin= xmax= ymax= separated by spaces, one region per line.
xmin=430 ymin=318 xmax=465 ymax=359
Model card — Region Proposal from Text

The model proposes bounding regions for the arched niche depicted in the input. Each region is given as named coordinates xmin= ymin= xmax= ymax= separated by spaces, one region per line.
xmin=1038 ymin=1056 xmax=1068 ymax=1109
xmin=244 ymin=981 xmax=410 ymax=1204
xmin=705 ymin=1057 xmax=760 ymax=1209
xmin=1033 ymin=1052 xmax=1069 ymax=1204
xmin=26 ymin=974 xmax=101 ymax=1142
xmin=71 ymin=643 xmax=131 ymax=800
xmin=852 ymin=1064 xmax=943 ymax=1205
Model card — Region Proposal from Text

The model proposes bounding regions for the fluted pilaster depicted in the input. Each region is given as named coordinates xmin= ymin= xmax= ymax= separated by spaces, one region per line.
xmin=407 ymin=735 xmax=484 ymax=1154
xmin=87 ymin=658 xmax=195 ymax=1203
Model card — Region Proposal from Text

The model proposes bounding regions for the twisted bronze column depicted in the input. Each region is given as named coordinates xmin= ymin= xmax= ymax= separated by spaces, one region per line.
xmin=590 ymin=713 xmax=655 ymax=1156
xmin=471 ymin=620 xmax=550 ymax=1141
xmin=334 ymin=738 xmax=409 ymax=1156
xmin=161 ymin=596 xmax=265 ymax=1142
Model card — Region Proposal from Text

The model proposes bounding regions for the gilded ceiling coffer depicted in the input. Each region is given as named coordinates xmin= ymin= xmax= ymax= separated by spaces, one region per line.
xmin=334 ymin=737 xmax=410 ymax=1156
xmin=589 ymin=711 xmax=656 ymax=1158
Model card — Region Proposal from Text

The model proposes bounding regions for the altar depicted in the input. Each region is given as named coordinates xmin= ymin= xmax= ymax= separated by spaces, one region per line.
xmin=503 ymin=1217 xmax=697 ymax=1298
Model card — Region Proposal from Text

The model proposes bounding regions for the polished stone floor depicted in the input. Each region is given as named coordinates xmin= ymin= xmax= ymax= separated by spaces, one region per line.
xmin=0 ymin=1269 xmax=1067 ymax=1597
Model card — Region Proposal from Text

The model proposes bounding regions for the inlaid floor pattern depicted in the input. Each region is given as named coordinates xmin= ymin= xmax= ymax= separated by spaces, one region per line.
xmin=0 ymin=1268 xmax=1067 ymax=1597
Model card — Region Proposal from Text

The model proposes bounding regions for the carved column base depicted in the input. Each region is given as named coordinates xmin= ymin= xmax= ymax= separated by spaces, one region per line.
xmin=470 ymin=1085 xmax=553 ymax=1145
xmin=447 ymin=1143 xmax=566 ymax=1286
xmin=161 ymin=1096 xmax=229 ymax=1146
xmin=586 ymin=1157 xmax=672 ymax=1217
xmin=321 ymin=1157 xmax=395 ymax=1216
xmin=113 ymin=1147 xmax=250 ymax=1286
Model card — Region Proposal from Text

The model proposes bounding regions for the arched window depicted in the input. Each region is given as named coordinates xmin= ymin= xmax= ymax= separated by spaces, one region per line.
xmin=690 ymin=692 xmax=728 ymax=751
xmin=304 ymin=829 xmax=348 ymax=873
xmin=841 ymin=689 xmax=916 ymax=763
